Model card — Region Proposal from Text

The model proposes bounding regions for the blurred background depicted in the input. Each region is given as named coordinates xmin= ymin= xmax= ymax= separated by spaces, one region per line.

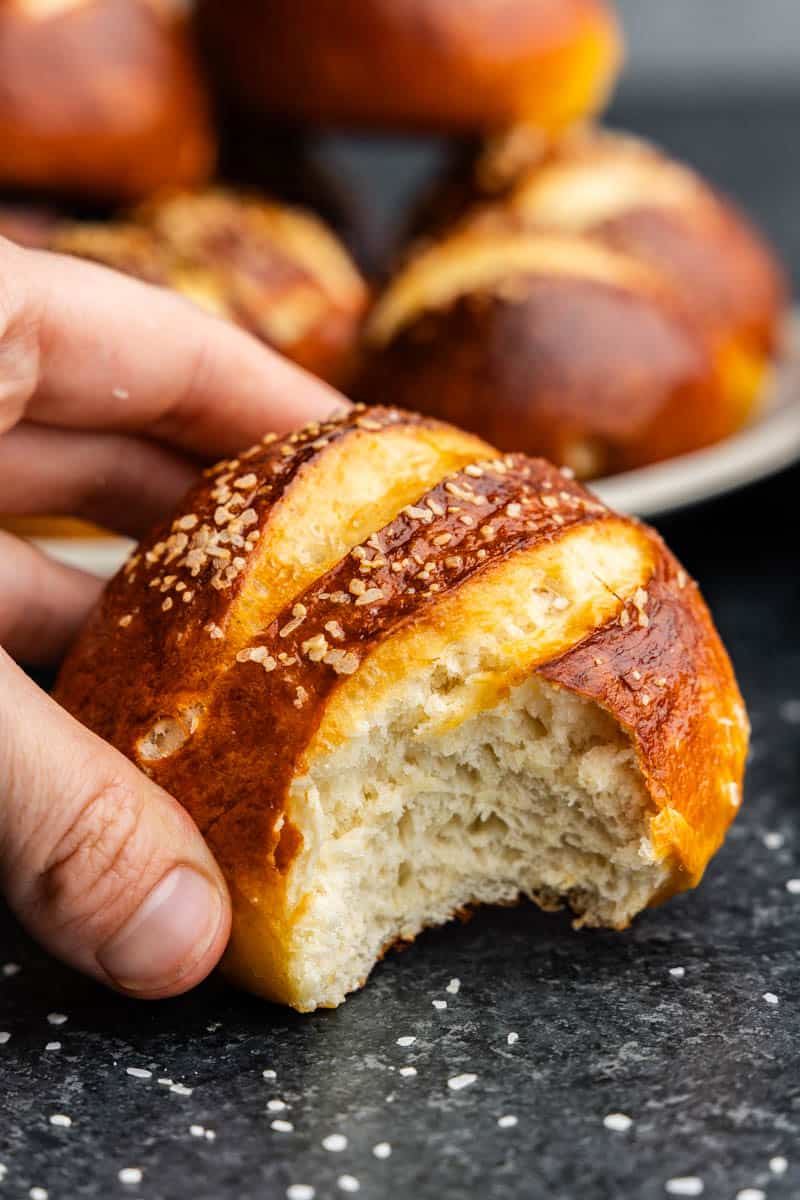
xmin=616 ymin=0 xmax=798 ymax=96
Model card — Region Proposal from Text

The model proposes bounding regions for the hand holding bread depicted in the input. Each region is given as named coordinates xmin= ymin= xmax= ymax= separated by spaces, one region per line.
xmin=0 ymin=235 xmax=338 ymax=998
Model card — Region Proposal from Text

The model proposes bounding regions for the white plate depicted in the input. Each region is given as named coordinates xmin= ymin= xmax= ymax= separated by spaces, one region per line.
xmin=33 ymin=313 xmax=800 ymax=579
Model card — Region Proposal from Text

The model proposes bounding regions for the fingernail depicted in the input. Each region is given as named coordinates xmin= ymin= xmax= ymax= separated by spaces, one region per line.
xmin=97 ymin=866 xmax=224 ymax=993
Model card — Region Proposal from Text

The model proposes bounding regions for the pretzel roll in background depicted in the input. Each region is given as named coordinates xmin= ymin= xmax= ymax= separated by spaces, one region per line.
xmin=0 ymin=0 xmax=215 ymax=200
xmin=368 ymin=128 xmax=788 ymax=477
xmin=356 ymin=229 xmax=743 ymax=479
xmin=198 ymin=0 xmax=622 ymax=136
xmin=53 ymin=189 xmax=370 ymax=385
xmin=55 ymin=406 xmax=748 ymax=1011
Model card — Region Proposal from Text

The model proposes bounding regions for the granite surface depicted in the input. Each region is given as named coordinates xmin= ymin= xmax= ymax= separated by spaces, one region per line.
xmin=1 ymin=98 xmax=799 ymax=1200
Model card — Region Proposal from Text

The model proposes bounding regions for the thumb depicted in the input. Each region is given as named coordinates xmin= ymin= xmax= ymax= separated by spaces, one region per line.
xmin=0 ymin=649 xmax=230 ymax=998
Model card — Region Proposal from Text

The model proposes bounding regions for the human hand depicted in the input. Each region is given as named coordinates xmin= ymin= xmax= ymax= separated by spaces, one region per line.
xmin=0 ymin=235 xmax=343 ymax=999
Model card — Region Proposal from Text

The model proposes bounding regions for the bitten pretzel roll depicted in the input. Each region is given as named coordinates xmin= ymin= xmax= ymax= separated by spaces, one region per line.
xmin=198 ymin=0 xmax=622 ymax=135
xmin=56 ymin=407 xmax=748 ymax=1011
xmin=0 ymin=0 xmax=215 ymax=200
xmin=360 ymin=129 xmax=788 ymax=478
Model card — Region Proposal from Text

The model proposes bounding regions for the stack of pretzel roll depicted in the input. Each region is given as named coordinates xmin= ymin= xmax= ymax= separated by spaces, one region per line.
xmin=56 ymin=406 xmax=749 ymax=1010
xmin=355 ymin=129 xmax=788 ymax=478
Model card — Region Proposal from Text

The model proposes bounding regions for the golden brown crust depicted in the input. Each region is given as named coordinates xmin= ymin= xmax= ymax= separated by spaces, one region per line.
xmin=0 ymin=0 xmax=215 ymax=200
xmin=55 ymin=408 xmax=747 ymax=1005
xmin=540 ymin=535 xmax=748 ymax=891
xmin=410 ymin=129 xmax=787 ymax=366
xmin=199 ymin=0 xmax=622 ymax=134
xmin=51 ymin=223 xmax=170 ymax=285
xmin=55 ymin=406 xmax=493 ymax=748
xmin=356 ymin=256 xmax=736 ymax=478
xmin=50 ymin=189 xmax=370 ymax=385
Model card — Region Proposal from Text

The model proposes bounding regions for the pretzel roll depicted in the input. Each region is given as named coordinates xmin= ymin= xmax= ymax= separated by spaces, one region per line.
xmin=356 ymin=229 xmax=742 ymax=479
xmin=408 ymin=129 xmax=788 ymax=435
xmin=0 ymin=0 xmax=215 ymax=201
xmin=52 ymin=189 xmax=370 ymax=385
xmin=56 ymin=406 xmax=748 ymax=1011
xmin=198 ymin=0 xmax=622 ymax=135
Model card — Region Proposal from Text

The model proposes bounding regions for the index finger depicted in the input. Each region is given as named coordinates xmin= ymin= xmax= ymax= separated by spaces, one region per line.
xmin=0 ymin=237 xmax=347 ymax=458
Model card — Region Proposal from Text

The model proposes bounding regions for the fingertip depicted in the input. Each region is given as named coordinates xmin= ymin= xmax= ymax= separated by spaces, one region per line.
xmin=96 ymin=863 xmax=231 ymax=1000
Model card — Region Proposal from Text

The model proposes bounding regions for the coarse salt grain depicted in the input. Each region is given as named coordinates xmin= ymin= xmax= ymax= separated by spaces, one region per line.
xmin=399 ymin=1067 xmax=417 ymax=1078
xmin=47 ymin=1013 xmax=67 ymax=1025
xmin=736 ymin=1190 xmax=765 ymax=1200
xmin=49 ymin=1114 xmax=72 ymax=1128
xmin=763 ymin=992 xmax=779 ymax=1005
xmin=126 ymin=1067 xmax=152 ymax=1079
xmin=448 ymin=1073 xmax=477 ymax=1091
xmin=373 ymin=1142 xmax=392 ymax=1159
xmin=267 ymin=1099 xmax=287 ymax=1112
xmin=665 ymin=1178 xmax=703 ymax=1196
xmin=338 ymin=1176 xmax=360 ymax=1193
xmin=286 ymin=1186 xmax=314 ymax=1200
xmin=396 ymin=1036 xmax=416 ymax=1047
xmin=29 ymin=1189 xmax=48 ymax=1200
xmin=769 ymin=1156 xmax=788 ymax=1175
xmin=669 ymin=967 xmax=685 ymax=979
xmin=0 ymin=1033 xmax=10 ymax=1044
xmin=157 ymin=1078 xmax=173 ymax=1086
xmin=498 ymin=1115 xmax=518 ymax=1129
xmin=170 ymin=1083 xmax=193 ymax=1096
xmin=2 ymin=963 xmax=20 ymax=977
xmin=45 ymin=1043 xmax=60 ymax=1052
xmin=603 ymin=1113 xmax=632 ymax=1132
xmin=118 ymin=1167 xmax=143 ymax=1185
xmin=271 ymin=1120 xmax=294 ymax=1133
xmin=763 ymin=832 xmax=785 ymax=850
xmin=507 ymin=1032 xmax=519 ymax=1045
xmin=446 ymin=978 xmax=460 ymax=994
xmin=262 ymin=1069 xmax=277 ymax=1080
xmin=190 ymin=1125 xmax=205 ymax=1137
xmin=786 ymin=879 xmax=800 ymax=894
xmin=322 ymin=1134 xmax=347 ymax=1152
xmin=432 ymin=1000 xmax=447 ymax=1010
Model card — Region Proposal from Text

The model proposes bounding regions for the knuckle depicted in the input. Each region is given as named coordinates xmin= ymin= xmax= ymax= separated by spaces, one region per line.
xmin=36 ymin=777 xmax=153 ymax=936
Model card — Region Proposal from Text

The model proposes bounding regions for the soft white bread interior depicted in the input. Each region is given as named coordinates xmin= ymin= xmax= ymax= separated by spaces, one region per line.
xmin=286 ymin=675 xmax=664 ymax=1010
xmin=56 ymin=407 xmax=748 ymax=1011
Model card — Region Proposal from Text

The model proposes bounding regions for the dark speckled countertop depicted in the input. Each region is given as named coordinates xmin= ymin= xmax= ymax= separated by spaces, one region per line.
xmin=2 ymin=96 xmax=799 ymax=1200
